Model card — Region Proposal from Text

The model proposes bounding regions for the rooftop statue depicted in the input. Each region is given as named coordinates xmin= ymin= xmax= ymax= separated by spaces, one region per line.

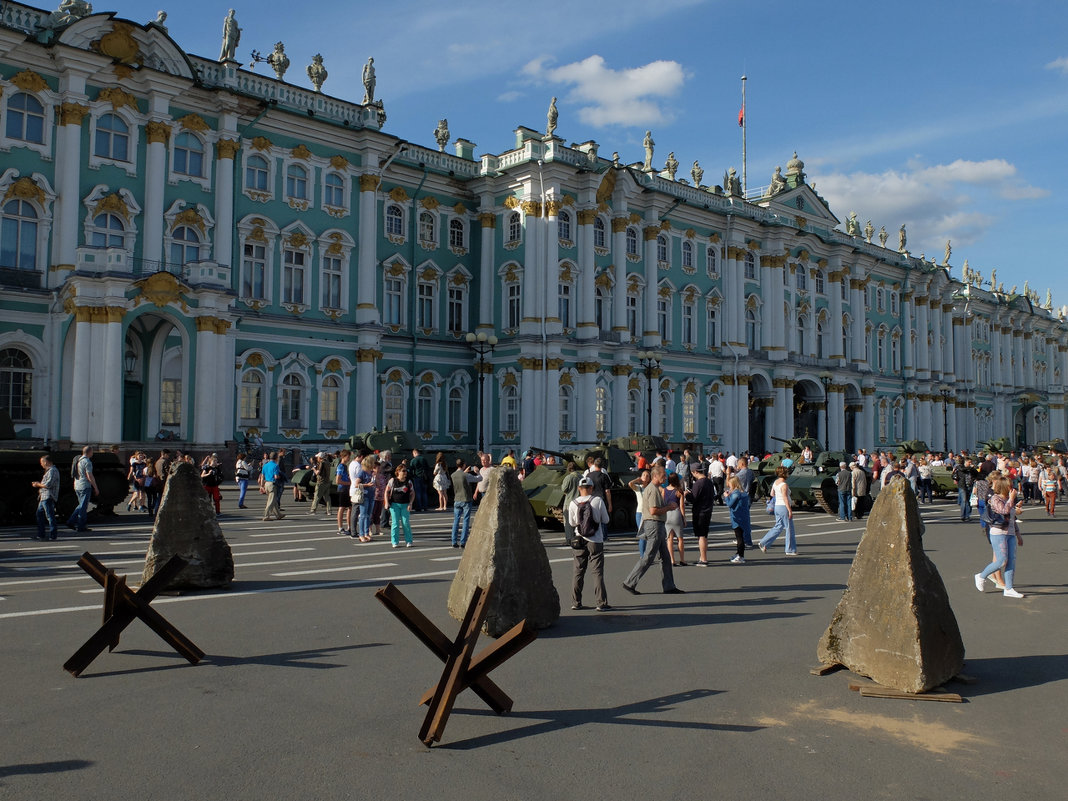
xmin=878 ymin=226 xmax=888 ymax=248
xmin=219 ymin=9 xmax=240 ymax=62
xmin=153 ymin=10 xmax=168 ymax=32
xmin=864 ymin=219 xmax=874 ymax=243
xmin=724 ymin=167 xmax=742 ymax=197
xmin=47 ymin=0 xmax=93 ymax=27
xmin=942 ymin=239 xmax=951 ymax=266
xmin=990 ymin=268 xmax=997 ymax=288
xmin=846 ymin=211 xmax=860 ymax=237
xmin=362 ymin=57 xmax=376 ymax=104
xmin=267 ymin=42 xmax=289 ymax=81
xmin=691 ymin=160 xmax=703 ymax=187
xmin=434 ymin=118 xmax=450 ymax=152
xmin=642 ymin=131 xmax=654 ymax=171
xmin=307 ymin=53 xmax=327 ymax=92
xmin=898 ymin=223 xmax=907 ymax=253
xmin=1046 ymin=289 xmax=1053 ymax=309
xmin=767 ymin=165 xmax=787 ymax=196
xmin=664 ymin=151 xmax=679 ymax=181
xmin=546 ymin=97 xmax=558 ymax=137
xmin=612 ymin=151 xmax=620 ymax=167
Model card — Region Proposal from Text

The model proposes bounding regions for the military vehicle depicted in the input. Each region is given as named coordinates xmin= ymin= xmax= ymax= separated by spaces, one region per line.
xmin=0 ymin=447 xmax=127 ymax=525
xmin=523 ymin=440 xmax=645 ymax=534
xmin=754 ymin=436 xmax=824 ymax=496
xmin=978 ymin=437 xmax=1012 ymax=455
xmin=785 ymin=449 xmax=853 ymax=514
xmin=1034 ymin=439 xmax=1067 ymax=454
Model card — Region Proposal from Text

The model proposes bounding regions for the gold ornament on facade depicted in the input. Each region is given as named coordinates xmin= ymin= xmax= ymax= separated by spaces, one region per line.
xmin=91 ymin=22 xmax=142 ymax=65
xmin=251 ymin=136 xmax=272 ymax=151
xmin=286 ymin=231 xmax=309 ymax=249
xmin=575 ymin=209 xmax=597 ymax=225
xmin=503 ymin=266 xmax=518 ymax=283
xmin=608 ymin=365 xmax=629 ymax=377
xmin=478 ymin=212 xmax=496 ymax=228
xmin=3 ymin=177 xmax=45 ymax=205
xmin=452 ymin=202 xmax=467 ymax=215
xmin=594 ymin=272 xmax=612 ymax=289
xmin=419 ymin=267 xmax=437 ymax=282
xmin=517 ymin=357 xmax=543 ymax=370
xmin=132 ymin=271 xmax=190 ymax=311
xmin=559 ymin=373 xmax=573 ymax=387
xmin=290 ymin=143 xmax=312 ymax=160
xmin=643 ymin=226 xmax=659 ymax=241
xmin=356 ymin=348 xmax=381 ymax=363
xmin=98 ymin=86 xmax=138 ymax=111
xmin=358 ymin=174 xmax=380 ymax=192
xmin=503 ymin=196 xmax=520 ymax=210
xmin=216 ymin=138 xmax=240 ymax=160
xmin=520 ymin=200 xmax=541 ymax=217
xmin=329 ymin=155 xmax=349 ymax=170
xmin=450 ymin=272 xmax=469 ymax=287
xmin=145 ymin=120 xmax=171 ymax=143
xmin=389 ymin=186 xmax=409 ymax=202
xmin=420 ymin=196 xmax=440 ymax=210
xmin=325 ymin=232 xmax=344 ymax=256
xmin=501 ymin=373 xmax=518 ymax=388
xmin=546 ymin=357 xmax=565 ymax=370
xmin=610 ymin=217 xmax=628 ymax=233
xmin=545 ymin=199 xmax=563 ymax=217
xmin=245 ymin=353 xmax=264 ymax=367
xmin=92 ymin=193 xmax=130 ymax=221
xmin=248 ymin=226 xmax=267 ymax=243
xmin=59 ymin=102 xmax=90 ymax=126
xmin=172 ymin=208 xmax=206 ymax=234
xmin=657 ymin=285 xmax=671 ymax=298
xmin=12 ymin=69 xmax=48 ymax=93
xmin=113 ymin=63 xmax=135 ymax=81
xmin=386 ymin=261 xmax=406 ymax=277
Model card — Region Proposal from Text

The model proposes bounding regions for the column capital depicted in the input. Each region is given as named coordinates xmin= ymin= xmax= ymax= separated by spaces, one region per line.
xmin=58 ymin=102 xmax=90 ymax=126
xmin=358 ymin=174 xmax=381 ymax=192
xmin=215 ymin=137 xmax=240 ymax=160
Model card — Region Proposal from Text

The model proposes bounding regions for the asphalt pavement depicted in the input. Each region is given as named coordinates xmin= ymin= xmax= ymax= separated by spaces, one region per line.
xmin=2 ymin=488 xmax=1066 ymax=800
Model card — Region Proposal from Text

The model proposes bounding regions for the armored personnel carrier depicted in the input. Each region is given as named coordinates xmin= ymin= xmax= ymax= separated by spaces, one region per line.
xmin=0 ymin=447 xmax=126 ymax=525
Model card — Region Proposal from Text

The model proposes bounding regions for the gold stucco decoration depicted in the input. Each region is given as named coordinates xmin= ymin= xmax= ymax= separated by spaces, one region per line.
xmin=216 ymin=138 xmax=241 ymax=160
xmin=91 ymin=22 xmax=142 ymax=66
xmin=251 ymin=136 xmax=272 ymax=151
xmin=357 ymin=174 xmax=380 ymax=192
xmin=389 ymin=186 xmax=409 ymax=202
xmin=98 ymin=87 xmax=138 ymax=111
xmin=520 ymin=200 xmax=541 ymax=217
xmin=92 ymin=193 xmax=130 ymax=220
xmin=179 ymin=113 xmax=210 ymax=132
xmin=503 ymin=196 xmax=520 ymax=210
xmin=325 ymin=232 xmax=344 ymax=256
xmin=386 ymin=262 xmax=406 ymax=277
xmin=420 ymin=267 xmax=438 ymax=282
xmin=132 ymin=271 xmax=190 ymax=312
xmin=247 ymin=226 xmax=267 ymax=243
xmin=3 ymin=176 xmax=45 ymax=205
xmin=59 ymin=102 xmax=90 ymax=125
xmin=479 ymin=212 xmax=496 ymax=228
xmin=595 ymin=170 xmax=616 ymax=206
xmin=291 ymin=143 xmax=312 ymax=160
xmin=245 ymin=353 xmax=264 ymax=367
xmin=501 ymin=373 xmax=518 ymax=387
xmin=11 ymin=69 xmax=48 ymax=94
xmin=330 ymin=155 xmax=349 ymax=170
xmin=145 ymin=120 xmax=171 ymax=143
xmin=421 ymin=196 xmax=440 ymax=210
xmin=286 ymin=231 xmax=309 ymax=249
xmin=172 ymin=208 xmax=205 ymax=234
xmin=325 ymin=358 xmax=342 ymax=372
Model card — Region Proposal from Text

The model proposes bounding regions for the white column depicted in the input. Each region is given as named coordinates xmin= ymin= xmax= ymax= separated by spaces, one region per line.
xmin=901 ymin=295 xmax=914 ymax=373
xmin=520 ymin=202 xmax=541 ymax=336
xmin=355 ymin=352 xmax=376 ymax=431
xmin=767 ymin=253 xmax=786 ymax=359
xmin=143 ymin=121 xmax=169 ymax=265
xmin=612 ymin=368 xmax=629 ymax=437
xmin=356 ymin=176 xmax=381 ymax=324
xmin=216 ymin=324 xmax=236 ymax=442
xmin=642 ymin=225 xmax=659 ymax=345
xmin=192 ymin=320 xmax=217 ymax=444
xmin=828 ymin=268 xmax=844 ymax=361
xmin=851 ymin=280 xmax=867 ymax=371
xmin=99 ymin=309 xmax=124 ymax=443
xmin=861 ymin=390 xmax=875 ymax=450
xmin=941 ymin=304 xmax=955 ymax=378
xmin=213 ymin=136 xmax=238 ymax=266
xmin=829 ymin=387 xmax=845 ymax=450
xmin=68 ymin=313 xmax=92 ymax=443
xmin=915 ymin=299 xmax=930 ymax=377
xmin=576 ymin=210 xmax=596 ymax=340
xmin=720 ymin=380 xmax=735 ymax=449
xmin=519 ymin=364 xmax=538 ymax=449
xmin=576 ymin=363 xmax=597 ymax=440
xmin=52 ymin=102 xmax=87 ymax=275
xmin=725 ymin=245 xmax=745 ymax=347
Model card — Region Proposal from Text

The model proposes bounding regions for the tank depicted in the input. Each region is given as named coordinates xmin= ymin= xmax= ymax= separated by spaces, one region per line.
xmin=978 ymin=437 xmax=1012 ymax=455
xmin=0 ymin=448 xmax=127 ymax=526
xmin=786 ymin=450 xmax=852 ymax=514
xmin=1034 ymin=439 xmax=1067 ymax=454
xmin=754 ymin=436 xmax=824 ymax=498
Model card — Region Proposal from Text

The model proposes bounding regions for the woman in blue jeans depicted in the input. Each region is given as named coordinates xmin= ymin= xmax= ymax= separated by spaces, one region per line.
xmin=975 ymin=477 xmax=1024 ymax=598
xmin=758 ymin=467 xmax=797 ymax=555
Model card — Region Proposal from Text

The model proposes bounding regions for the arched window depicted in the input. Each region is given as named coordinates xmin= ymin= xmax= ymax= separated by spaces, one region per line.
xmin=626 ymin=227 xmax=638 ymax=256
xmin=707 ymin=246 xmax=718 ymax=276
xmin=242 ymin=240 xmax=266 ymax=300
xmin=797 ymin=315 xmax=807 ymax=354
xmin=893 ymin=400 xmax=903 ymax=439
xmin=706 ymin=305 xmax=719 ymax=348
xmin=283 ymin=246 xmax=306 ymax=304
xmin=95 ymin=113 xmax=129 ymax=161
xmin=891 ymin=335 xmax=901 ymax=372
xmin=817 ymin=320 xmax=825 ymax=359
xmin=418 ymin=210 xmax=436 ymax=244
xmin=744 ymin=252 xmax=756 ymax=279
xmin=502 ymin=385 xmax=520 ymax=433
xmin=169 ymin=225 xmax=201 ymax=265
xmin=385 ymin=204 xmax=404 ymax=237
xmin=0 ymin=347 xmax=33 ymax=421
xmin=593 ymin=216 xmax=605 ymax=249
xmin=878 ymin=398 xmax=888 ymax=443
xmin=6 ymin=92 xmax=45 ymax=143
xmin=707 ymin=394 xmax=718 ymax=434
xmin=877 ymin=329 xmax=887 ymax=370
xmin=173 ymin=132 xmax=204 ymax=177
xmin=745 ymin=308 xmax=758 ymax=349
xmin=682 ymin=391 xmax=696 ymax=437
xmin=1 ymin=199 xmax=38 ymax=270
xmin=245 ymin=154 xmax=269 ymax=192
xmin=90 ymin=213 xmax=125 ymax=249
xmin=681 ymin=240 xmax=693 ymax=269
xmin=681 ymin=298 xmax=695 ymax=345
xmin=281 ymin=374 xmax=304 ymax=427
xmin=322 ymin=252 xmax=342 ymax=309
xmin=448 ymin=386 xmax=464 ymax=433
xmin=449 ymin=218 xmax=464 ymax=250
xmin=557 ymin=210 xmax=571 ymax=242
xmin=505 ymin=279 xmax=521 ymax=329
xmin=286 ymin=164 xmax=308 ymax=200
xmin=559 ymin=385 xmax=573 ymax=434
xmin=626 ymin=292 xmax=639 ymax=338
xmin=656 ymin=234 xmax=668 ymax=264
xmin=320 ymin=375 xmax=341 ymax=427
xmin=324 ymin=172 xmax=345 ymax=207
xmin=627 ymin=388 xmax=640 ymax=435
xmin=595 ymin=285 xmax=611 ymax=334
xmin=384 ymin=382 xmax=404 ymax=429
xmin=796 ymin=268 xmax=807 ymax=291
xmin=507 ymin=211 xmax=522 ymax=243
xmin=239 ymin=370 xmax=263 ymax=423
xmin=594 ymin=386 xmax=608 ymax=436
xmin=416 ymin=385 xmax=434 ymax=432
xmin=658 ymin=390 xmax=671 ymax=435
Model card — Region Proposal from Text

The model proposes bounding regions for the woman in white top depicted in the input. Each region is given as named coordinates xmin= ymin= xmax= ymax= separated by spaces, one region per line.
xmin=758 ymin=467 xmax=797 ymax=555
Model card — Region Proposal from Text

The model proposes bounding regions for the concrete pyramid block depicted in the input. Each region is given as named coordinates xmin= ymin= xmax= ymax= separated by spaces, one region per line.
xmin=817 ymin=479 xmax=964 ymax=692
xmin=448 ymin=467 xmax=560 ymax=636
xmin=142 ymin=461 xmax=234 ymax=590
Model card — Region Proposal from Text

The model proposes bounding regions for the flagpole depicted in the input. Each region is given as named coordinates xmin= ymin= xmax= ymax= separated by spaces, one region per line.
xmin=741 ymin=74 xmax=747 ymax=197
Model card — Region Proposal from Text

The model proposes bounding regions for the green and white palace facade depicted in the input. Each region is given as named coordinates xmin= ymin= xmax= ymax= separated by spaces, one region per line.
xmin=1 ymin=2 xmax=1066 ymax=454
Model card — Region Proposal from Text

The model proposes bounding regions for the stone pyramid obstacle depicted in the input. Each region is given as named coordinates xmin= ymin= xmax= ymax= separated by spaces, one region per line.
xmin=142 ymin=461 xmax=234 ymax=590
xmin=448 ymin=467 xmax=560 ymax=636
xmin=817 ymin=479 xmax=964 ymax=692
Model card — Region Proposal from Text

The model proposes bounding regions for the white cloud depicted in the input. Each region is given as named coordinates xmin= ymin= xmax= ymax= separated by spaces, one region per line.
xmin=496 ymin=90 xmax=522 ymax=103
xmin=522 ymin=54 xmax=686 ymax=128
xmin=816 ymin=159 xmax=1048 ymax=255
xmin=1046 ymin=56 xmax=1068 ymax=73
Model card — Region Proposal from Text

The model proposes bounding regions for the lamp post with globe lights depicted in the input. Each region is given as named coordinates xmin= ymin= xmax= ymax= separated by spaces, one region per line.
xmin=636 ymin=350 xmax=662 ymax=435
xmin=465 ymin=331 xmax=497 ymax=453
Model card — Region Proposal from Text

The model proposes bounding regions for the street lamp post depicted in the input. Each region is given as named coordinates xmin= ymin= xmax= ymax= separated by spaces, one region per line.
xmin=818 ymin=371 xmax=833 ymax=450
xmin=939 ymin=384 xmax=953 ymax=453
xmin=636 ymin=350 xmax=661 ymax=436
xmin=465 ymin=331 xmax=498 ymax=453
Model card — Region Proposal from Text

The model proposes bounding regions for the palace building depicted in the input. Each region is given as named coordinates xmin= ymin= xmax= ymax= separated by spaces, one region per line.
xmin=1 ymin=1 xmax=1066 ymax=454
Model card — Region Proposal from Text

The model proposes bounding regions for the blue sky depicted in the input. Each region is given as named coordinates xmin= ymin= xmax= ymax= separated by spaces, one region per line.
xmin=107 ymin=0 xmax=1068 ymax=310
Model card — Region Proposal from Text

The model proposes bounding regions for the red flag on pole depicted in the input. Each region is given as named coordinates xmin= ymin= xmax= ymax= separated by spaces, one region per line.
xmin=738 ymin=106 xmax=744 ymax=127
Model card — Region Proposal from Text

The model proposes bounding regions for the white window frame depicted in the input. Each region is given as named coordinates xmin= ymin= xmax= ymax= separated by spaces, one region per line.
xmin=89 ymin=108 xmax=139 ymax=175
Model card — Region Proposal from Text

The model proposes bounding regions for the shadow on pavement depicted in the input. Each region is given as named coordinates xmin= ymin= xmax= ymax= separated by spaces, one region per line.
xmin=439 ymin=689 xmax=764 ymax=750
xmin=543 ymin=609 xmax=808 ymax=637
xmin=960 ymin=653 xmax=1068 ymax=697
xmin=0 ymin=759 xmax=93 ymax=781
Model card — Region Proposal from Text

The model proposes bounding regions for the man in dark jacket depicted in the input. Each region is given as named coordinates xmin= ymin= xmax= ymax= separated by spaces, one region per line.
xmin=687 ymin=463 xmax=717 ymax=564
xmin=952 ymin=458 xmax=977 ymax=521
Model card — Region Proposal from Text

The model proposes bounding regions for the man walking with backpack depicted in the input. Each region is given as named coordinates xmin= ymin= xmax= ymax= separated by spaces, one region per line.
xmin=568 ymin=476 xmax=610 ymax=611
xmin=66 ymin=445 xmax=98 ymax=533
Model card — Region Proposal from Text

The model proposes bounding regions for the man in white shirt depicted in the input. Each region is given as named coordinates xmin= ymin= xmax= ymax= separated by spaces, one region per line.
xmin=568 ymin=476 xmax=610 ymax=611
xmin=725 ymin=452 xmax=738 ymax=470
